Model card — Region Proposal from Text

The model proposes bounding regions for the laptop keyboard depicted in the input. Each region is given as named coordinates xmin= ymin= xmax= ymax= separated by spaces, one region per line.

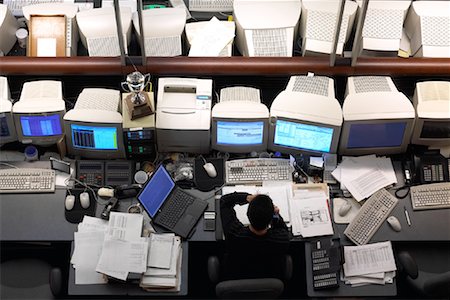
xmin=157 ymin=190 xmax=195 ymax=229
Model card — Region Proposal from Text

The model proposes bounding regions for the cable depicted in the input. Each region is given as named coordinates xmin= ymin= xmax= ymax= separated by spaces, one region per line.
xmin=0 ymin=162 xmax=19 ymax=169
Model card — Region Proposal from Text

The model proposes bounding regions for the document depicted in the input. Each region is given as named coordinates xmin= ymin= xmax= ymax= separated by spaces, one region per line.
xmin=332 ymin=155 xmax=397 ymax=201
xmin=290 ymin=184 xmax=333 ymax=237
xmin=145 ymin=236 xmax=181 ymax=277
xmin=222 ymin=183 xmax=292 ymax=225
xmin=147 ymin=233 xmax=175 ymax=269
xmin=105 ymin=212 xmax=143 ymax=241
xmin=343 ymin=241 xmax=397 ymax=277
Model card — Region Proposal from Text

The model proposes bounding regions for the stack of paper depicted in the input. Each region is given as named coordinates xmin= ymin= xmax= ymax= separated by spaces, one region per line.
xmin=343 ymin=241 xmax=397 ymax=287
xmin=221 ymin=183 xmax=292 ymax=226
xmin=140 ymin=233 xmax=182 ymax=292
xmin=331 ymin=155 xmax=397 ymax=201
xmin=290 ymin=184 xmax=334 ymax=238
xmin=71 ymin=212 xmax=148 ymax=283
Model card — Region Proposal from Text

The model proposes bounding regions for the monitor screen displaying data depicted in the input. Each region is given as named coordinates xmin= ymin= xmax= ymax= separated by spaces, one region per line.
xmin=71 ymin=124 xmax=118 ymax=150
xmin=274 ymin=119 xmax=334 ymax=153
xmin=0 ymin=116 xmax=9 ymax=137
xmin=217 ymin=121 xmax=264 ymax=145
xmin=19 ymin=114 xmax=62 ymax=136
xmin=419 ymin=121 xmax=450 ymax=139
xmin=347 ymin=122 xmax=406 ymax=148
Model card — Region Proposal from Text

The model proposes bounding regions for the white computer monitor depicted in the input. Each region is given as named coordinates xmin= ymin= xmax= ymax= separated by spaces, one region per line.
xmin=211 ymin=87 xmax=269 ymax=153
xmin=76 ymin=7 xmax=132 ymax=56
xmin=233 ymin=0 xmax=301 ymax=57
xmin=356 ymin=0 xmax=411 ymax=53
xmin=268 ymin=76 xmax=342 ymax=155
xmin=0 ymin=4 xmax=19 ymax=56
xmin=0 ymin=76 xmax=16 ymax=145
xmin=404 ymin=1 xmax=450 ymax=58
xmin=63 ymin=88 xmax=125 ymax=159
xmin=411 ymin=81 xmax=450 ymax=147
xmin=12 ymin=80 xmax=66 ymax=146
xmin=300 ymin=0 xmax=357 ymax=56
xmin=339 ymin=76 xmax=415 ymax=155
xmin=132 ymin=8 xmax=186 ymax=57
xmin=22 ymin=3 xmax=79 ymax=57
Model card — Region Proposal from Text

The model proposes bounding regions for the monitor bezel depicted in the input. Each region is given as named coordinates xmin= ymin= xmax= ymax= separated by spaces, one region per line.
xmin=13 ymin=111 xmax=65 ymax=146
xmin=339 ymin=118 xmax=415 ymax=155
xmin=411 ymin=117 xmax=450 ymax=146
xmin=268 ymin=116 xmax=341 ymax=156
xmin=211 ymin=117 xmax=269 ymax=153
xmin=64 ymin=120 xmax=125 ymax=159
xmin=0 ymin=112 xmax=17 ymax=145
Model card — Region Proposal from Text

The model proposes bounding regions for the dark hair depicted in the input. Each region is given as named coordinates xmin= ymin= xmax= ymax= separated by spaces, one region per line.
xmin=247 ymin=194 xmax=274 ymax=231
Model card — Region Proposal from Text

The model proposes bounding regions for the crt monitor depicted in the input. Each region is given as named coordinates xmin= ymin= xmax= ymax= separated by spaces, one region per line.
xmin=64 ymin=109 xmax=125 ymax=159
xmin=268 ymin=89 xmax=342 ymax=156
xmin=411 ymin=81 xmax=450 ymax=147
xmin=0 ymin=4 xmax=19 ymax=56
xmin=339 ymin=76 xmax=415 ymax=155
xmin=233 ymin=0 xmax=301 ymax=56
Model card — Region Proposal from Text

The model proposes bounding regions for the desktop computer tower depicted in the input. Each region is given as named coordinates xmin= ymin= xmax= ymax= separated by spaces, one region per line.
xmin=122 ymin=92 xmax=157 ymax=160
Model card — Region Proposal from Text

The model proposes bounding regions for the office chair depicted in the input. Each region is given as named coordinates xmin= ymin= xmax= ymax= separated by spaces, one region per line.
xmin=207 ymin=254 xmax=293 ymax=299
xmin=398 ymin=251 xmax=450 ymax=298
xmin=0 ymin=258 xmax=62 ymax=299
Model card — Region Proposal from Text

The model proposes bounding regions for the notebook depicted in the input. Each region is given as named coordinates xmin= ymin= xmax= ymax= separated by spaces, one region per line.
xmin=137 ymin=165 xmax=207 ymax=238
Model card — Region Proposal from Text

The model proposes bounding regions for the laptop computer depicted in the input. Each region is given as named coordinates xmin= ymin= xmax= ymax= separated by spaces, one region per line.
xmin=137 ymin=165 xmax=208 ymax=238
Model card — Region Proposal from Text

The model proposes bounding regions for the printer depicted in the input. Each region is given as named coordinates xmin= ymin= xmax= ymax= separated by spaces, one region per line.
xmin=156 ymin=78 xmax=213 ymax=154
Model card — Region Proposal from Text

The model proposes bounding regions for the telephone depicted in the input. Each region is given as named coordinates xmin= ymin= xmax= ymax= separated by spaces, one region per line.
xmin=408 ymin=152 xmax=450 ymax=184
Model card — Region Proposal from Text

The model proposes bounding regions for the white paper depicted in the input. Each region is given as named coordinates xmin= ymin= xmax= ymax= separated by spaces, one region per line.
xmin=145 ymin=236 xmax=181 ymax=277
xmin=189 ymin=17 xmax=235 ymax=57
xmin=96 ymin=238 xmax=148 ymax=274
xmin=147 ymin=233 xmax=175 ymax=269
xmin=221 ymin=184 xmax=292 ymax=225
xmin=292 ymin=196 xmax=333 ymax=238
xmin=310 ymin=156 xmax=324 ymax=168
xmin=71 ymin=231 xmax=105 ymax=267
xmin=75 ymin=268 xmax=107 ymax=285
xmin=343 ymin=241 xmax=397 ymax=277
xmin=37 ymin=38 xmax=57 ymax=57
xmin=106 ymin=212 xmax=143 ymax=241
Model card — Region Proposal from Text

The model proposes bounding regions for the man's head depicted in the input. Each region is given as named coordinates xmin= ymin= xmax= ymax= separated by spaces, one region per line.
xmin=247 ymin=194 xmax=274 ymax=231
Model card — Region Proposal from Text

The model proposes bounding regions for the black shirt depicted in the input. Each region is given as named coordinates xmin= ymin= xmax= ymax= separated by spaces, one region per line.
xmin=220 ymin=192 xmax=290 ymax=280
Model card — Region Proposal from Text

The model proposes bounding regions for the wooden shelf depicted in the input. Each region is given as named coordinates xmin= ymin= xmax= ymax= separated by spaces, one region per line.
xmin=1 ymin=56 xmax=449 ymax=77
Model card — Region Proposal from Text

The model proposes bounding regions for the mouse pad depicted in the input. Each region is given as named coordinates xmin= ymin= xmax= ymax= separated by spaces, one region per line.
xmin=65 ymin=188 xmax=97 ymax=224
xmin=194 ymin=158 xmax=224 ymax=192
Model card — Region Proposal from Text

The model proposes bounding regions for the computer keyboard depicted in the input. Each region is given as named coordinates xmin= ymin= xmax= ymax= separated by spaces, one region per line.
xmin=344 ymin=188 xmax=398 ymax=245
xmin=157 ymin=190 xmax=195 ymax=229
xmin=410 ymin=182 xmax=450 ymax=211
xmin=0 ymin=168 xmax=55 ymax=193
xmin=225 ymin=158 xmax=293 ymax=185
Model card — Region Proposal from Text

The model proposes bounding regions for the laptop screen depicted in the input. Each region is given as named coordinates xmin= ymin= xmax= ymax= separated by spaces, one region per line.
xmin=137 ymin=166 xmax=175 ymax=218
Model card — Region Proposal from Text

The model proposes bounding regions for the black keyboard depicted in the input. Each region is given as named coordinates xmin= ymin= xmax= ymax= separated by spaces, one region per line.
xmin=158 ymin=190 xmax=195 ymax=229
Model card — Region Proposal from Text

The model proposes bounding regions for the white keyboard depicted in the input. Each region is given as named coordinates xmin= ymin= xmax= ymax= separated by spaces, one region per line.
xmin=0 ymin=168 xmax=55 ymax=193
xmin=189 ymin=0 xmax=233 ymax=12
xmin=410 ymin=182 xmax=450 ymax=211
xmin=344 ymin=188 xmax=398 ymax=245
xmin=225 ymin=158 xmax=293 ymax=185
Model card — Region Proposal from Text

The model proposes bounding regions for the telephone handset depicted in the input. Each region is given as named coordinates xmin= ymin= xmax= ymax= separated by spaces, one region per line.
xmin=412 ymin=152 xmax=450 ymax=184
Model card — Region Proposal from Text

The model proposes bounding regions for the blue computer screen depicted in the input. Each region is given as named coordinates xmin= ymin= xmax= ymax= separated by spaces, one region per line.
xmin=274 ymin=119 xmax=334 ymax=153
xmin=20 ymin=114 xmax=62 ymax=136
xmin=0 ymin=116 xmax=9 ymax=137
xmin=137 ymin=166 xmax=175 ymax=218
xmin=347 ymin=122 xmax=406 ymax=148
xmin=71 ymin=124 xmax=118 ymax=150
xmin=217 ymin=121 xmax=264 ymax=145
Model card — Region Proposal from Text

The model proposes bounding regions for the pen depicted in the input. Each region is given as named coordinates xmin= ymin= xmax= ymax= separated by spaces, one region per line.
xmin=404 ymin=206 xmax=411 ymax=226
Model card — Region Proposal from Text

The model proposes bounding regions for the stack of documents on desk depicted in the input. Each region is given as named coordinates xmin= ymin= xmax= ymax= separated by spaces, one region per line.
xmin=222 ymin=184 xmax=292 ymax=226
xmin=332 ymin=155 xmax=397 ymax=201
xmin=342 ymin=241 xmax=397 ymax=287
xmin=140 ymin=233 xmax=182 ymax=291
xmin=71 ymin=213 xmax=148 ymax=283
xmin=290 ymin=183 xmax=333 ymax=238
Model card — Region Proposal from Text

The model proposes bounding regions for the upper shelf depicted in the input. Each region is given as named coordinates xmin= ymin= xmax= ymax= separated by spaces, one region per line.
xmin=1 ymin=56 xmax=449 ymax=77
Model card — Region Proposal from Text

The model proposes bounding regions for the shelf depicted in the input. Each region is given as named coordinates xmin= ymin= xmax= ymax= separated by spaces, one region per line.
xmin=1 ymin=56 xmax=449 ymax=77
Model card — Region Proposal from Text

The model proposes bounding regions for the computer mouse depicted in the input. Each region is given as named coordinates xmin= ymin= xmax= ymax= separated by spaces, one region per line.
xmin=338 ymin=201 xmax=352 ymax=216
xmin=387 ymin=216 xmax=402 ymax=232
xmin=79 ymin=192 xmax=90 ymax=209
xmin=203 ymin=162 xmax=217 ymax=178
xmin=65 ymin=195 xmax=75 ymax=211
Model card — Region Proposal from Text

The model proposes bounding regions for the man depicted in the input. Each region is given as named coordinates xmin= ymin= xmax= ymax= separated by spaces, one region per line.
xmin=220 ymin=192 xmax=290 ymax=280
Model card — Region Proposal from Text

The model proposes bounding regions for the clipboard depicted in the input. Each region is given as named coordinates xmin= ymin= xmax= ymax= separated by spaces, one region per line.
xmin=28 ymin=14 xmax=66 ymax=57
